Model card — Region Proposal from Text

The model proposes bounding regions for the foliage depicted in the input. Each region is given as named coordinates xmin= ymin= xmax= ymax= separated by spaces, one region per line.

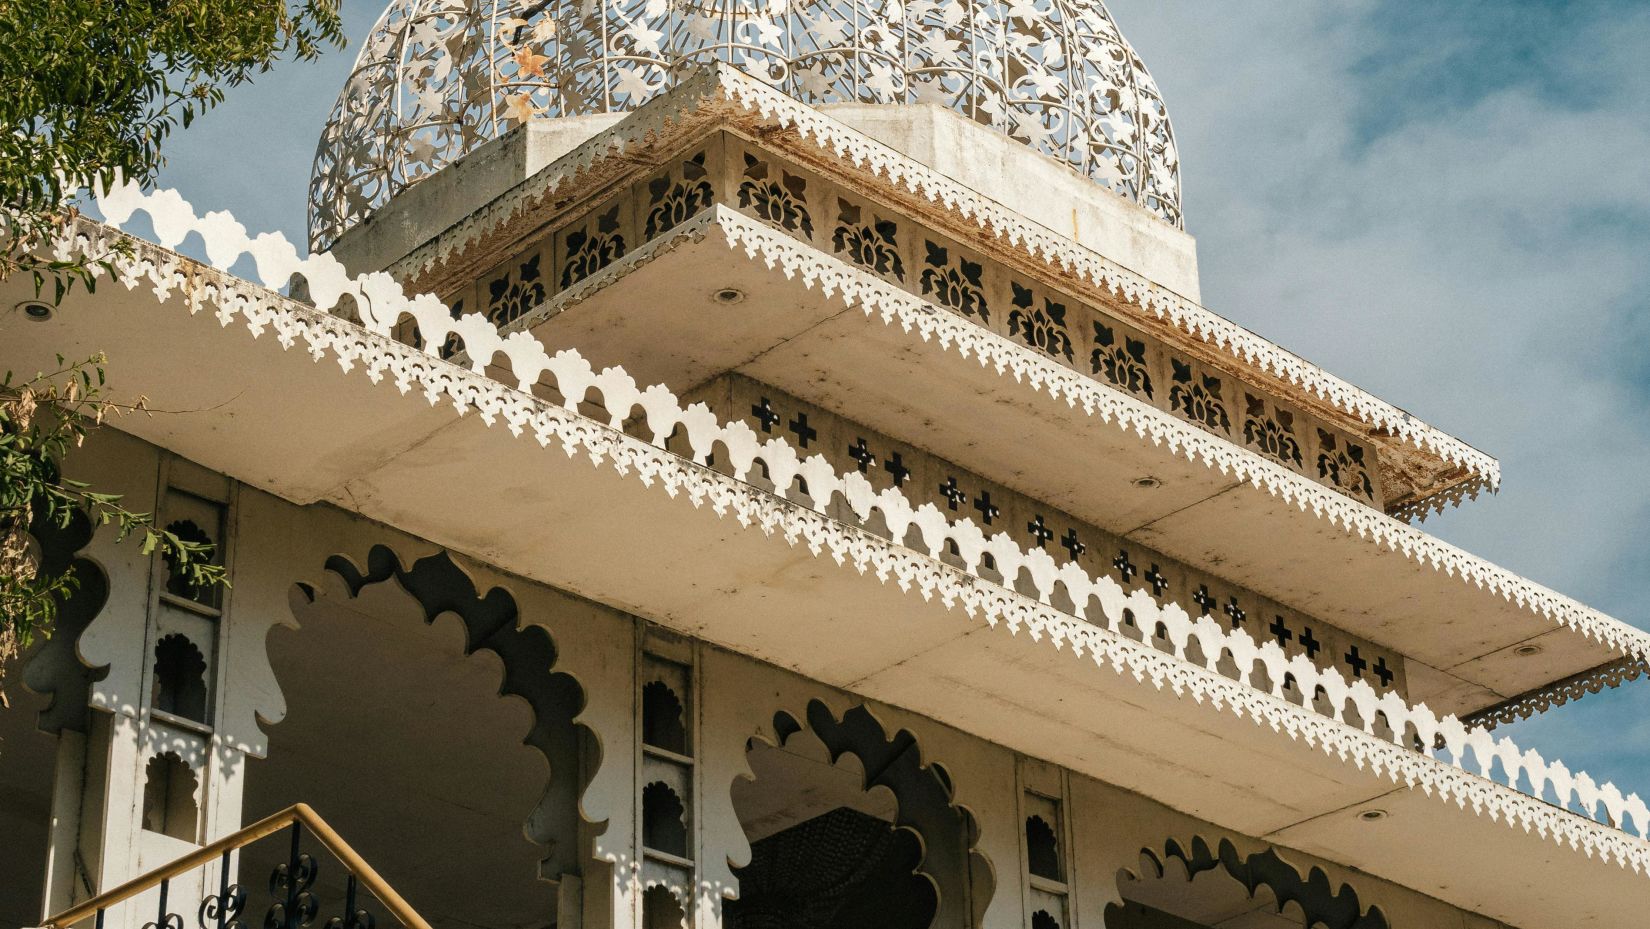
xmin=0 ymin=0 xmax=344 ymax=287
xmin=1 ymin=357 xmax=227 ymax=700
xmin=0 ymin=0 xmax=343 ymax=699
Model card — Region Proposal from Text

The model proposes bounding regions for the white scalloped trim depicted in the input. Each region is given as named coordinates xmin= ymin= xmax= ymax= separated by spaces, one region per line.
xmin=1466 ymin=658 xmax=1650 ymax=732
xmin=390 ymin=65 xmax=1499 ymax=495
xmin=507 ymin=204 xmax=1648 ymax=666
xmin=53 ymin=192 xmax=1650 ymax=872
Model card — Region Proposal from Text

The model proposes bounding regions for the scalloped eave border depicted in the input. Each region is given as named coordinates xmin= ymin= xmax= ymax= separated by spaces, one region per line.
xmin=390 ymin=64 xmax=1501 ymax=502
xmin=67 ymin=222 xmax=1650 ymax=883
xmin=513 ymin=205 xmax=1650 ymax=669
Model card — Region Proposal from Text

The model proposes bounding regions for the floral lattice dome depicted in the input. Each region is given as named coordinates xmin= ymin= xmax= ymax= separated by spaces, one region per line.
xmin=308 ymin=0 xmax=1181 ymax=251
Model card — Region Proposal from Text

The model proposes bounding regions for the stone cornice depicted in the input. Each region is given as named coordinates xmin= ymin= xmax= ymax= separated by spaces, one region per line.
xmin=379 ymin=65 xmax=1498 ymax=515
xmin=492 ymin=204 xmax=1650 ymax=670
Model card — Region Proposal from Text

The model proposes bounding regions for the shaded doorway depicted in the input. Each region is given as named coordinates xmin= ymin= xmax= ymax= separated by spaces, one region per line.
xmin=727 ymin=700 xmax=990 ymax=929
xmin=728 ymin=728 xmax=934 ymax=929
xmin=242 ymin=551 xmax=592 ymax=929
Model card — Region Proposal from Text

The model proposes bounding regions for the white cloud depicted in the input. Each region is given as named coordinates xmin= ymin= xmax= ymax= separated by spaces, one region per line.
xmin=1111 ymin=0 xmax=1650 ymax=784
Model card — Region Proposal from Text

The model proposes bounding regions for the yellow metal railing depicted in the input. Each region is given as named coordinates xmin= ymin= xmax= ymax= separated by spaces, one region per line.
xmin=41 ymin=804 xmax=433 ymax=929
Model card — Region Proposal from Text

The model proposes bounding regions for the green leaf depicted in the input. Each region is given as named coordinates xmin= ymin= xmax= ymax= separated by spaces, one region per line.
xmin=1 ymin=0 xmax=336 ymax=693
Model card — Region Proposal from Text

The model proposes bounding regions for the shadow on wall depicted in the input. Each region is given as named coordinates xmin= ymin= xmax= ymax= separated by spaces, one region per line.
xmin=728 ymin=699 xmax=992 ymax=929
xmin=243 ymin=546 xmax=598 ymax=929
xmin=1107 ymin=835 xmax=1388 ymax=929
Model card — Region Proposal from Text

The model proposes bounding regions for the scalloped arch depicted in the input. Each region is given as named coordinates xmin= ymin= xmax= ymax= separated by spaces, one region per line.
xmin=21 ymin=506 xmax=111 ymax=734
xmin=1111 ymin=835 xmax=1388 ymax=929
xmin=735 ymin=699 xmax=993 ymax=929
xmin=301 ymin=544 xmax=603 ymax=883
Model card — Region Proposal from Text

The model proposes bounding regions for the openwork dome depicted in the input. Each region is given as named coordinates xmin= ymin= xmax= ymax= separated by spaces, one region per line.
xmin=309 ymin=0 xmax=1182 ymax=251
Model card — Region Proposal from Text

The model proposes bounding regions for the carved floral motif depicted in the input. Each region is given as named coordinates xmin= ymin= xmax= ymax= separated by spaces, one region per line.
xmin=737 ymin=154 xmax=813 ymax=238
xmin=1242 ymin=395 xmax=1303 ymax=469
xmin=1169 ymin=359 xmax=1230 ymax=435
xmin=920 ymin=241 xmax=989 ymax=323
xmin=1007 ymin=282 xmax=1074 ymax=363
xmin=1316 ymin=429 xmax=1374 ymax=502
xmin=561 ymin=205 xmax=626 ymax=288
xmin=1091 ymin=322 xmax=1152 ymax=399
xmin=645 ymin=153 xmax=715 ymax=238
xmin=484 ymin=252 xmax=546 ymax=326
xmin=831 ymin=199 xmax=903 ymax=282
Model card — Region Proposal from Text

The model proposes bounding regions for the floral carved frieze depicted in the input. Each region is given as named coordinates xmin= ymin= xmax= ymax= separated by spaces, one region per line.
xmin=380 ymin=69 xmax=1497 ymax=512
xmin=439 ymin=139 xmax=1385 ymax=510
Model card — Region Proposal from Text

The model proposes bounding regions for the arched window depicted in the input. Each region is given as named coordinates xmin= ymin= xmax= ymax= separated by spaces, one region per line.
xmin=161 ymin=519 xmax=218 ymax=606
xmin=728 ymin=700 xmax=990 ymax=929
xmin=642 ymin=885 xmax=686 ymax=929
xmin=141 ymin=752 xmax=199 ymax=842
xmin=643 ymin=781 xmax=689 ymax=858
xmin=643 ymin=680 xmax=688 ymax=754
xmin=152 ymin=633 xmax=209 ymax=722
xmin=1025 ymin=815 xmax=1062 ymax=882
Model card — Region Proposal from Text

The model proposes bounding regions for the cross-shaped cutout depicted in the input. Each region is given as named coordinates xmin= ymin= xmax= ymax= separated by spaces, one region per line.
xmin=884 ymin=452 xmax=911 ymax=487
xmin=938 ymin=477 xmax=967 ymax=510
xmin=751 ymin=397 xmax=780 ymax=432
xmin=1060 ymin=529 xmax=1085 ymax=560
xmin=1269 ymin=615 xmax=1292 ymax=646
xmin=1298 ymin=626 xmax=1321 ymax=659
xmin=1112 ymin=550 xmax=1137 ymax=582
xmin=1373 ymin=656 xmax=1394 ymax=687
xmin=1192 ymin=585 xmax=1216 ymax=615
xmin=1027 ymin=515 xmax=1054 ymax=548
xmin=973 ymin=491 xmax=999 ymax=525
xmin=787 ymin=412 xmax=817 ymax=448
xmin=1223 ymin=597 xmax=1246 ymax=628
xmin=847 ymin=438 xmax=875 ymax=473
xmin=1344 ymin=645 xmax=1368 ymax=679
xmin=1144 ymin=564 xmax=1168 ymax=597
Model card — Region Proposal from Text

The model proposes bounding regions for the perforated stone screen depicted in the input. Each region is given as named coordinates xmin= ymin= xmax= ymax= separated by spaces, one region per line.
xmin=309 ymin=0 xmax=1181 ymax=250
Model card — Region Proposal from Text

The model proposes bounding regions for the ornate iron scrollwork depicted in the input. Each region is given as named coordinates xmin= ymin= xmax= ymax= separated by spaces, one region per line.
xmin=42 ymin=805 xmax=425 ymax=929
xmin=266 ymin=824 xmax=321 ymax=929
xmin=142 ymin=911 xmax=186 ymax=929
xmin=140 ymin=879 xmax=185 ymax=929
xmin=200 ymin=850 xmax=248 ymax=929
xmin=324 ymin=876 xmax=378 ymax=929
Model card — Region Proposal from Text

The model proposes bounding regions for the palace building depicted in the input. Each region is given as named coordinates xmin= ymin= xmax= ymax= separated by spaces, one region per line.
xmin=3 ymin=2 xmax=1647 ymax=927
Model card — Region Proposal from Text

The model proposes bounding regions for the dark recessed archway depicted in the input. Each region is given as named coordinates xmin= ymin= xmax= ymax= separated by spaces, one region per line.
xmin=728 ymin=700 xmax=991 ymax=929
xmin=1107 ymin=836 xmax=1388 ymax=929
xmin=246 ymin=546 xmax=599 ymax=929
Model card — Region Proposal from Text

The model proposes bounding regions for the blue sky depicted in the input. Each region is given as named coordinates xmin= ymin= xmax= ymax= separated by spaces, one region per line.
xmin=148 ymin=1 xmax=1650 ymax=788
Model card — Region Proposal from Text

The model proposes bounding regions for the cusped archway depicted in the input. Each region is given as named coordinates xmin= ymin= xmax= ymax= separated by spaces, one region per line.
xmin=1107 ymin=836 xmax=1388 ymax=929
xmin=246 ymin=545 xmax=601 ymax=929
xmin=728 ymin=700 xmax=992 ymax=929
